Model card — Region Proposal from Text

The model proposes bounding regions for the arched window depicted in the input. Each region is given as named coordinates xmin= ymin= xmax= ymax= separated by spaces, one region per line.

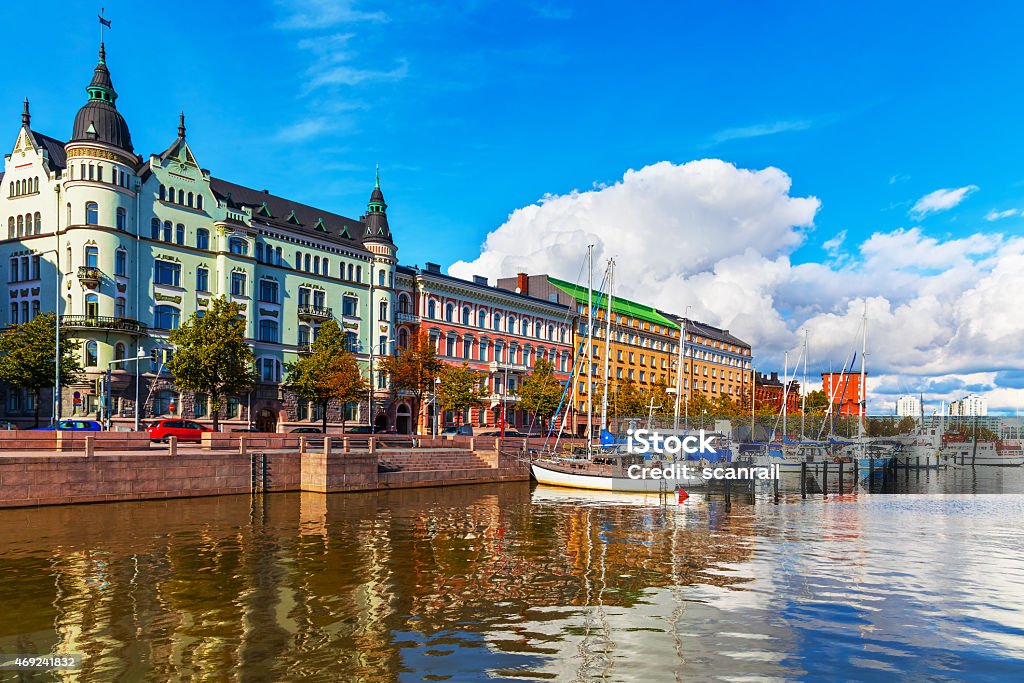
xmin=275 ymin=247 xmax=282 ymax=264
xmin=16 ymin=215 xmax=23 ymax=236
xmin=7 ymin=182 xmax=12 ymax=197
xmin=398 ymin=328 xmax=409 ymax=348
xmin=167 ymin=186 xmax=174 ymax=202
xmin=427 ymin=299 xmax=437 ymax=319
xmin=255 ymin=243 xmax=264 ymax=262
xmin=177 ymin=189 xmax=184 ymax=204
xmin=548 ymin=324 xmax=554 ymax=340
xmin=159 ymin=184 xmax=166 ymax=201
xmin=85 ymin=341 xmax=98 ymax=367
xmin=85 ymin=246 xmax=99 ymax=268
xmin=162 ymin=221 xmax=172 ymax=242
xmin=478 ymin=310 xmax=486 ymax=327
xmin=33 ymin=212 xmax=40 ymax=234
xmin=347 ymin=264 xmax=354 ymax=280
xmin=535 ymin=321 xmax=542 ymax=338
xmin=33 ymin=177 xmax=39 ymax=193
xmin=322 ymin=258 xmax=329 ymax=276
xmin=116 ymin=207 xmax=127 ymax=231
xmin=6 ymin=217 xmax=12 ymax=238
xmin=445 ymin=304 xmax=454 ymax=322
xmin=493 ymin=313 xmax=502 ymax=331
xmin=187 ymin=192 xmax=193 ymax=207
xmin=295 ymin=251 xmax=302 ymax=270
xmin=154 ymin=305 xmax=180 ymax=330
xmin=378 ymin=270 xmax=386 ymax=287
xmin=115 ymin=296 xmax=126 ymax=318
xmin=508 ymin=316 xmax=516 ymax=334
xmin=229 ymin=237 xmax=248 ymax=255
xmin=463 ymin=306 xmax=471 ymax=324
xmin=85 ymin=293 xmax=99 ymax=318
xmin=114 ymin=342 xmax=126 ymax=361
xmin=303 ymin=254 xmax=311 ymax=271
xmin=379 ymin=300 xmax=388 ymax=321
xmin=151 ymin=218 xmax=160 ymax=239
xmin=196 ymin=228 xmax=209 ymax=250
xmin=313 ymin=255 xmax=320 ymax=273
xmin=355 ymin=265 xmax=362 ymax=282
xmin=196 ymin=195 xmax=203 ymax=210
xmin=115 ymin=249 xmax=126 ymax=276
xmin=23 ymin=214 xmax=31 ymax=235
xmin=175 ymin=224 xmax=185 ymax=245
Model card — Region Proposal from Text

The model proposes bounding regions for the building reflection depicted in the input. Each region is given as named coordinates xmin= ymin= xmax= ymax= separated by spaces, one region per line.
xmin=0 ymin=484 xmax=763 ymax=681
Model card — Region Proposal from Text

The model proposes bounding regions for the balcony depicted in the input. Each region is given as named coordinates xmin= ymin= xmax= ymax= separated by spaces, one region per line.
xmin=297 ymin=342 xmax=314 ymax=354
xmin=396 ymin=311 xmax=420 ymax=325
xmin=77 ymin=266 xmax=101 ymax=288
xmin=297 ymin=304 xmax=333 ymax=322
xmin=488 ymin=392 xmax=520 ymax=404
xmin=61 ymin=315 xmax=148 ymax=336
xmin=489 ymin=360 xmax=529 ymax=374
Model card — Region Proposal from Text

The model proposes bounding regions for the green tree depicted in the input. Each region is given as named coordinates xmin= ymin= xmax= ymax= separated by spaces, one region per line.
xmin=611 ymin=379 xmax=646 ymax=417
xmin=517 ymin=357 xmax=564 ymax=430
xmin=167 ymin=296 xmax=256 ymax=432
xmin=437 ymin=363 xmax=486 ymax=426
xmin=378 ymin=332 xmax=444 ymax=434
xmin=284 ymin=320 xmax=367 ymax=432
xmin=897 ymin=416 xmax=918 ymax=434
xmin=0 ymin=313 xmax=83 ymax=427
xmin=804 ymin=389 xmax=829 ymax=415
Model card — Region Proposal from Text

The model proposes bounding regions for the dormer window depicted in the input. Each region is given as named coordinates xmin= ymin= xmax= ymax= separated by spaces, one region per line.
xmin=229 ymin=237 xmax=249 ymax=256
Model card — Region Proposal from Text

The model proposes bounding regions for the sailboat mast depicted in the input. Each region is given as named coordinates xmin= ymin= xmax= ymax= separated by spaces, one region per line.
xmin=600 ymin=259 xmax=614 ymax=434
xmin=801 ymin=330 xmax=807 ymax=440
xmin=673 ymin=307 xmax=689 ymax=431
xmin=859 ymin=302 xmax=868 ymax=437
xmin=783 ymin=351 xmax=788 ymax=440
xmin=586 ymin=245 xmax=594 ymax=451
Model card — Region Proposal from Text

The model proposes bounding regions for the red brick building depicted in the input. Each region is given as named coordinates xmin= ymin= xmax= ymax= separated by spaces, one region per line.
xmin=822 ymin=372 xmax=865 ymax=416
xmin=750 ymin=371 xmax=801 ymax=414
xmin=394 ymin=264 xmax=574 ymax=434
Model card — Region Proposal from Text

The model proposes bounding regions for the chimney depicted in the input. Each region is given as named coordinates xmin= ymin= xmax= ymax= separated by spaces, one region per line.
xmin=472 ymin=275 xmax=488 ymax=286
xmin=425 ymin=262 xmax=441 ymax=274
xmin=770 ymin=372 xmax=779 ymax=382
xmin=517 ymin=273 xmax=529 ymax=295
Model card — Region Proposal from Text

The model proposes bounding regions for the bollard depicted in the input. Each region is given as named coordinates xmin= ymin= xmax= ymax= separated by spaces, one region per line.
xmin=169 ymin=435 xmax=177 ymax=456
xmin=869 ymin=457 xmax=875 ymax=486
xmin=298 ymin=436 xmax=307 ymax=454
xmin=343 ymin=437 xmax=350 ymax=453
xmin=822 ymin=461 xmax=828 ymax=498
xmin=773 ymin=466 xmax=780 ymax=501
xmin=85 ymin=435 xmax=94 ymax=458
xmin=469 ymin=437 xmax=475 ymax=451
xmin=800 ymin=462 xmax=807 ymax=499
xmin=324 ymin=435 xmax=331 ymax=457
xmin=838 ymin=460 xmax=844 ymax=494
xmin=368 ymin=436 xmax=375 ymax=455
xmin=239 ymin=436 xmax=247 ymax=456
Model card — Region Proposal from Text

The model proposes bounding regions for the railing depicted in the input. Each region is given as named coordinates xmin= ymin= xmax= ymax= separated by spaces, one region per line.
xmin=77 ymin=266 xmax=101 ymax=285
xmin=489 ymin=360 xmax=529 ymax=373
xmin=60 ymin=315 xmax=148 ymax=335
xmin=489 ymin=393 xmax=520 ymax=403
xmin=297 ymin=342 xmax=313 ymax=354
xmin=297 ymin=304 xmax=333 ymax=320
xmin=396 ymin=311 xmax=420 ymax=324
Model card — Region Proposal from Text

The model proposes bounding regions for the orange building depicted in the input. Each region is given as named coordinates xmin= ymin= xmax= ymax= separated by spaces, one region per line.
xmin=822 ymin=372 xmax=865 ymax=416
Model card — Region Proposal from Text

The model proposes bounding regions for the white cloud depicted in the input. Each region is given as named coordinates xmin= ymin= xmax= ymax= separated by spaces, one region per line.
xmin=450 ymin=160 xmax=1024 ymax=413
xmin=822 ymin=229 xmax=847 ymax=257
xmin=707 ymin=119 xmax=815 ymax=145
xmin=985 ymin=208 xmax=1018 ymax=221
xmin=274 ymin=0 xmax=388 ymax=30
xmin=910 ymin=184 xmax=978 ymax=219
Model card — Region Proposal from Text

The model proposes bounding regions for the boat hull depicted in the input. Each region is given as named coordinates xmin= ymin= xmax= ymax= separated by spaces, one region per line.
xmin=530 ymin=461 xmax=704 ymax=493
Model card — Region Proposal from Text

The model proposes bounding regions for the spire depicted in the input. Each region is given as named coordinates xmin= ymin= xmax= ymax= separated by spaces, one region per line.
xmin=364 ymin=168 xmax=392 ymax=243
xmin=86 ymin=43 xmax=117 ymax=104
xmin=375 ymin=162 xmax=380 ymax=189
xmin=99 ymin=42 xmax=106 ymax=65
xmin=21 ymin=98 xmax=29 ymax=128
xmin=178 ymin=111 xmax=186 ymax=138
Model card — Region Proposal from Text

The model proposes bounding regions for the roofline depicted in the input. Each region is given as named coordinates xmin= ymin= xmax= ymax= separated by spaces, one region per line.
xmin=398 ymin=265 xmax=573 ymax=313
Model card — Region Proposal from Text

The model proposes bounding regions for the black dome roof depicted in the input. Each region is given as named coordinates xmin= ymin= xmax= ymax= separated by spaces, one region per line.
xmin=70 ymin=44 xmax=133 ymax=153
xmin=72 ymin=100 xmax=133 ymax=152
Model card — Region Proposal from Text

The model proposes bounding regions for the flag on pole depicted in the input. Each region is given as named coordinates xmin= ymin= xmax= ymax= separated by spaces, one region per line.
xmin=99 ymin=8 xmax=111 ymax=28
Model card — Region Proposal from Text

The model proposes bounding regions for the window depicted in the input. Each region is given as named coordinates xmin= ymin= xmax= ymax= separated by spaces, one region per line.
xmin=295 ymin=251 xmax=302 ymax=270
xmin=260 ymin=358 xmax=280 ymax=383
xmin=178 ymin=189 xmax=184 ymax=204
xmin=154 ymin=305 xmax=180 ymax=330
xmin=196 ymin=195 xmax=203 ymax=210
xmin=85 ymin=202 xmax=98 ymax=225
xmin=255 ymin=243 xmax=263 ymax=263
xmin=355 ymin=265 xmax=361 ymax=282
xmin=313 ymin=255 xmax=320 ymax=273
xmin=230 ymin=272 xmax=247 ymax=296
xmin=345 ymin=331 xmax=358 ymax=351
xmin=159 ymin=185 xmax=166 ymax=201
xmin=193 ymin=394 xmax=207 ymax=418
xmin=154 ymin=261 xmax=181 ymax=287
xmin=116 ymin=207 xmax=127 ymax=231
xmin=9 ymin=303 xmax=16 ymax=325
xmin=151 ymin=218 xmax=160 ymax=239
xmin=115 ymin=342 xmax=126 ymax=361
xmin=115 ymin=297 xmax=126 ymax=318
xmin=196 ymin=267 xmax=209 ymax=292
xmin=378 ymin=270 xmax=385 ymax=287
xmin=275 ymin=247 xmax=282 ymax=264
xmin=347 ymin=264 xmax=354 ymax=281
xmin=175 ymin=224 xmax=185 ymax=245
xmin=493 ymin=313 xmax=502 ymax=331
xmin=7 ymin=257 xmax=16 ymax=283
xmin=258 ymin=319 xmax=279 ymax=343
xmin=85 ymin=246 xmax=99 ymax=268
xmin=31 ymin=300 xmax=39 ymax=319
xmin=187 ymin=192 xmax=193 ymax=208
xmin=115 ymin=249 xmax=126 ymax=276
xmin=258 ymin=279 xmax=278 ymax=303
xmin=196 ymin=228 xmax=209 ymax=250
xmin=463 ymin=306 xmax=471 ymax=324
xmin=85 ymin=341 xmax=98 ymax=367
xmin=163 ymin=220 xmax=172 ymax=242
xmin=322 ymin=258 xmax=329 ymax=276
xmin=478 ymin=310 xmax=487 ymax=327
xmin=379 ymin=300 xmax=388 ymax=321
xmin=427 ymin=300 xmax=437 ymax=319
xmin=342 ymin=295 xmax=358 ymax=317
xmin=229 ymin=238 xmax=248 ymax=255
xmin=445 ymin=304 xmax=454 ymax=322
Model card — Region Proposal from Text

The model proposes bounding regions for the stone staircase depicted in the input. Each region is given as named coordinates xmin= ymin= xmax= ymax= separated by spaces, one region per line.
xmin=377 ymin=449 xmax=490 ymax=472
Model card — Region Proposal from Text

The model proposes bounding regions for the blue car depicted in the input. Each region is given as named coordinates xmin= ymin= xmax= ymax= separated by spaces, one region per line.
xmin=35 ymin=419 xmax=104 ymax=431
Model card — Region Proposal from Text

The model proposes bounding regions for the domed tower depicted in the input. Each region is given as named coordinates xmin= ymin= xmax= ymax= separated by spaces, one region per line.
xmin=362 ymin=168 xmax=398 ymax=419
xmin=62 ymin=43 xmax=145 ymax=419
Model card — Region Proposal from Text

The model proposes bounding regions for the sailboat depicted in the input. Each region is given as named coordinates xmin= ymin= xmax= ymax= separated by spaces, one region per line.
xmin=530 ymin=252 xmax=708 ymax=492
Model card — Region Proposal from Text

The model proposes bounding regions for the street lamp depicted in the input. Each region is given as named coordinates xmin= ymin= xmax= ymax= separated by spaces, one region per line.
xmin=432 ymin=376 xmax=442 ymax=436
xmin=104 ymin=345 xmax=147 ymax=430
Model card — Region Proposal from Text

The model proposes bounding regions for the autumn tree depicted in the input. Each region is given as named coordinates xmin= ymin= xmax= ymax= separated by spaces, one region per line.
xmin=284 ymin=319 xmax=367 ymax=432
xmin=517 ymin=357 xmax=564 ymax=430
xmin=611 ymin=380 xmax=647 ymax=417
xmin=168 ymin=296 xmax=255 ymax=432
xmin=437 ymin=363 xmax=486 ymax=426
xmin=804 ymin=389 xmax=829 ymax=415
xmin=377 ymin=332 xmax=444 ymax=434
xmin=0 ymin=313 xmax=83 ymax=427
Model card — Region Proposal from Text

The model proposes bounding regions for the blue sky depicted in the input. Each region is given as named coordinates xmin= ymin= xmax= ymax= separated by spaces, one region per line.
xmin=5 ymin=1 xmax=1024 ymax=409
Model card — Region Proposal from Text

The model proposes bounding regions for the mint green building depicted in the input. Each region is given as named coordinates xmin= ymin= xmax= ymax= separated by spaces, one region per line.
xmin=0 ymin=44 xmax=397 ymax=431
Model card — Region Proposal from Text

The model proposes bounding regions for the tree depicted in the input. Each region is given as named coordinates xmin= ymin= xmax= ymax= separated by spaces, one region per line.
xmin=897 ymin=416 xmax=918 ymax=434
xmin=0 ymin=313 xmax=83 ymax=427
xmin=517 ymin=357 xmax=564 ymax=430
xmin=167 ymin=296 xmax=256 ymax=432
xmin=284 ymin=320 xmax=367 ymax=432
xmin=804 ymin=389 xmax=829 ymax=415
xmin=377 ymin=332 xmax=444 ymax=434
xmin=611 ymin=380 xmax=647 ymax=417
xmin=437 ymin=363 xmax=486 ymax=426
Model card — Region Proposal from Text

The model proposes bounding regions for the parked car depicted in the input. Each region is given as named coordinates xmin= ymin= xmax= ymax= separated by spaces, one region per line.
xmin=345 ymin=425 xmax=374 ymax=434
xmin=231 ymin=427 xmax=262 ymax=433
xmin=290 ymin=426 xmax=323 ymax=434
xmin=146 ymin=419 xmax=212 ymax=443
xmin=441 ymin=425 xmax=474 ymax=437
xmin=35 ymin=419 xmax=103 ymax=431
xmin=0 ymin=420 xmax=18 ymax=430
xmin=478 ymin=429 xmax=526 ymax=438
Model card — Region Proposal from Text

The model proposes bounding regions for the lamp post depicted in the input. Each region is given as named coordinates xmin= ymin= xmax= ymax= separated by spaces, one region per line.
xmin=433 ymin=376 xmax=441 ymax=436
xmin=673 ymin=306 xmax=690 ymax=432
xmin=35 ymin=248 xmax=62 ymax=426
xmin=104 ymin=346 xmax=146 ymax=430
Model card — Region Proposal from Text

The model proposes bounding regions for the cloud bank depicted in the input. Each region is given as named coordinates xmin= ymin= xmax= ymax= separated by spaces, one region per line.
xmin=450 ymin=160 xmax=1024 ymax=412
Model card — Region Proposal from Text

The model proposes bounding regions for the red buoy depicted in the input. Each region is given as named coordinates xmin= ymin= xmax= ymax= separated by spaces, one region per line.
xmin=677 ymin=488 xmax=689 ymax=503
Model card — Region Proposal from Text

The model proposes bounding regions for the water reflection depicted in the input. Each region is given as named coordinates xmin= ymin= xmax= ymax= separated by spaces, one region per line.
xmin=0 ymin=482 xmax=1022 ymax=681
